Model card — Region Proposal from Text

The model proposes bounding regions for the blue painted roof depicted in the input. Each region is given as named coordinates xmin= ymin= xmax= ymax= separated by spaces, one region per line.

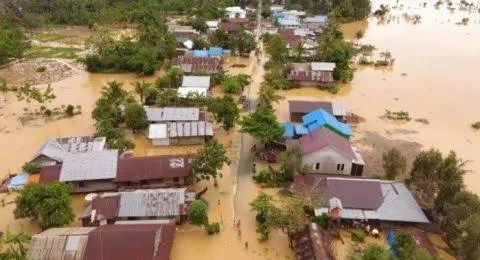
xmin=222 ymin=49 xmax=231 ymax=55
xmin=294 ymin=124 xmax=309 ymax=135
xmin=302 ymin=108 xmax=352 ymax=137
xmin=208 ymin=47 xmax=223 ymax=57
xmin=193 ymin=50 xmax=209 ymax=58
xmin=282 ymin=123 xmax=295 ymax=138
xmin=278 ymin=19 xmax=300 ymax=26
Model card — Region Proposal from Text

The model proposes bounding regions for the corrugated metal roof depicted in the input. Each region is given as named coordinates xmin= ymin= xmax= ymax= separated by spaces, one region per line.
xmin=305 ymin=15 xmax=327 ymax=23
xmin=289 ymin=100 xmax=333 ymax=114
xmin=32 ymin=139 xmax=67 ymax=163
xmin=148 ymin=124 xmax=168 ymax=139
xmin=311 ymin=62 xmax=336 ymax=72
xmin=302 ymin=108 xmax=352 ymax=138
xmin=181 ymin=76 xmax=210 ymax=88
xmin=144 ymin=107 xmax=200 ymax=122
xmin=116 ymin=154 xmax=192 ymax=182
xmin=59 ymin=150 xmax=118 ymax=182
xmin=298 ymin=127 xmax=356 ymax=158
xmin=177 ymin=87 xmax=208 ymax=97
xmin=282 ymin=123 xmax=295 ymax=138
xmin=331 ymin=102 xmax=347 ymax=117
xmin=83 ymin=224 xmax=175 ymax=260
xmin=167 ymin=121 xmax=213 ymax=138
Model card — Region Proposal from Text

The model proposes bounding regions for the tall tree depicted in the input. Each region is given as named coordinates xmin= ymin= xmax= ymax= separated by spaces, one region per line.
xmin=207 ymin=96 xmax=240 ymax=130
xmin=190 ymin=139 xmax=230 ymax=185
xmin=132 ymin=80 xmax=152 ymax=104
xmin=232 ymin=26 xmax=256 ymax=56
xmin=382 ymin=148 xmax=407 ymax=180
xmin=14 ymin=182 xmax=75 ymax=230
xmin=258 ymin=83 xmax=282 ymax=107
xmin=264 ymin=34 xmax=288 ymax=65
xmin=187 ymin=199 xmax=209 ymax=226
xmin=279 ymin=145 xmax=309 ymax=178
xmin=355 ymin=30 xmax=364 ymax=45
xmin=124 ymin=103 xmax=149 ymax=130
xmin=239 ymin=105 xmax=284 ymax=143
xmin=0 ymin=20 xmax=29 ymax=65
xmin=408 ymin=149 xmax=443 ymax=201
xmin=434 ymin=151 xmax=467 ymax=213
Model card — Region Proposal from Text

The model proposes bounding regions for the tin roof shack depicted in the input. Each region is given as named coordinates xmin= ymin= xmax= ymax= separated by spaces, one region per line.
xmin=294 ymin=175 xmax=430 ymax=225
xmin=174 ymin=56 xmax=222 ymax=74
xmin=115 ymin=154 xmax=192 ymax=188
xmin=148 ymin=121 xmax=213 ymax=146
xmin=290 ymin=223 xmax=333 ymax=260
xmin=302 ymin=108 xmax=352 ymax=139
xmin=290 ymin=127 xmax=364 ymax=176
xmin=288 ymin=62 xmax=336 ymax=86
xmin=289 ymin=100 xmax=347 ymax=123
xmin=27 ymin=227 xmax=97 ymax=259
xmin=82 ymin=188 xmax=195 ymax=226
xmin=31 ymin=136 xmax=106 ymax=167
xmin=226 ymin=6 xmax=246 ymax=19
xmin=220 ymin=18 xmax=253 ymax=34
xmin=144 ymin=107 xmax=204 ymax=123
xmin=181 ymin=76 xmax=211 ymax=89
xmin=168 ymin=25 xmax=201 ymax=43
xmin=304 ymin=15 xmax=327 ymax=31
xmin=278 ymin=29 xmax=306 ymax=48
xmin=57 ymin=150 xmax=119 ymax=193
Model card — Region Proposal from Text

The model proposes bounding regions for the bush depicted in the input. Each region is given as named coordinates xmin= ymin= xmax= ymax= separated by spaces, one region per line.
xmin=206 ymin=222 xmax=220 ymax=235
xmin=315 ymin=213 xmax=329 ymax=229
xmin=351 ymin=231 xmax=366 ymax=243
xmin=43 ymin=109 xmax=52 ymax=117
xmin=253 ymin=169 xmax=270 ymax=183
xmin=471 ymin=122 xmax=480 ymax=129
xmin=319 ymin=83 xmax=339 ymax=94
xmin=36 ymin=66 xmax=47 ymax=72
xmin=22 ymin=161 xmax=41 ymax=174
xmin=65 ymin=104 xmax=75 ymax=116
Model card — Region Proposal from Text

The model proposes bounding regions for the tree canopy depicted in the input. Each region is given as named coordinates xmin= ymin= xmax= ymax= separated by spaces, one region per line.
xmin=207 ymin=96 xmax=240 ymax=130
xmin=382 ymin=148 xmax=407 ymax=180
xmin=124 ymin=103 xmax=149 ymax=130
xmin=187 ymin=199 xmax=209 ymax=226
xmin=0 ymin=20 xmax=29 ymax=65
xmin=285 ymin=0 xmax=371 ymax=22
xmin=14 ymin=182 xmax=75 ymax=230
xmin=190 ymin=139 xmax=230 ymax=183
xmin=239 ymin=105 xmax=284 ymax=143
xmin=0 ymin=228 xmax=31 ymax=260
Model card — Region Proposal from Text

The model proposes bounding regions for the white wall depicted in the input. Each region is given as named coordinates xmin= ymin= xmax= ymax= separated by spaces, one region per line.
xmin=303 ymin=147 xmax=352 ymax=175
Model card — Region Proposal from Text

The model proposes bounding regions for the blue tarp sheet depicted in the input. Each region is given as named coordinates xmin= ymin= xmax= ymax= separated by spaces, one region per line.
xmin=282 ymin=123 xmax=295 ymax=138
xmin=193 ymin=50 xmax=209 ymax=58
xmin=303 ymin=108 xmax=352 ymax=138
xmin=294 ymin=124 xmax=309 ymax=135
xmin=386 ymin=228 xmax=398 ymax=256
xmin=208 ymin=47 xmax=223 ymax=57
xmin=7 ymin=173 xmax=28 ymax=190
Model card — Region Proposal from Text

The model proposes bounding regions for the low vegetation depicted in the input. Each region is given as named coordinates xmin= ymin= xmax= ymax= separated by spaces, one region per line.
xmin=385 ymin=109 xmax=411 ymax=121
xmin=0 ymin=229 xmax=31 ymax=259
xmin=471 ymin=121 xmax=480 ymax=129
xmin=187 ymin=199 xmax=220 ymax=235
xmin=0 ymin=19 xmax=29 ymax=65
xmin=382 ymin=148 xmax=407 ymax=180
xmin=21 ymin=161 xmax=41 ymax=174
xmin=239 ymin=105 xmax=284 ymax=143
xmin=221 ymin=74 xmax=250 ymax=94
xmin=24 ymin=46 xmax=81 ymax=59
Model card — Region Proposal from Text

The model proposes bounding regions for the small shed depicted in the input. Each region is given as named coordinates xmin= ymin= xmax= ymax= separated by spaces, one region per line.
xmin=181 ymin=76 xmax=211 ymax=89
xmin=148 ymin=121 xmax=213 ymax=146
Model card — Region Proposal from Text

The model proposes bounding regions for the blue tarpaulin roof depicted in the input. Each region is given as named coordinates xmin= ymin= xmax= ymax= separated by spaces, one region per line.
xmin=294 ymin=124 xmax=309 ymax=135
xmin=7 ymin=173 xmax=28 ymax=190
xmin=282 ymin=123 xmax=295 ymax=138
xmin=193 ymin=50 xmax=209 ymax=58
xmin=222 ymin=49 xmax=231 ymax=55
xmin=208 ymin=47 xmax=223 ymax=57
xmin=386 ymin=228 xmax=398 ymax=256
xmin=303 ymin=108 xmax=352 ymax=138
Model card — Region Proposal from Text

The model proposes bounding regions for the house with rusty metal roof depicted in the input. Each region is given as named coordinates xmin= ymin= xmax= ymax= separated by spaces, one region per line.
xmin=290 ymin=223 xmax=333 ymax=260
xmin=289 ymin=127 xmax=364 ymax=176
xmin=288 ymin=62 xmax=336 ymax=86
xmin=31 ymin=136 xmax=106 ymax=167
xmin=81 ymin=188 xmax=195 ymax=226
xmin=27 ymin=224 xmax=175 ymax=260
xmin=39 ymin=154 xmax=194 ymax=193
xmin=289 ymin=100 xmax=347 ymax=123
xmin=294 ymin=175 xmax=429 ymax=224
xmin=174 ymin=56 xmax=222 ymax=74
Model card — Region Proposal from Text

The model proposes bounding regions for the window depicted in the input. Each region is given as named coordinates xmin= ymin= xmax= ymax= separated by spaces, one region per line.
xmin=78 ymin=182 xmax=85 ymax=188
xmin=315 ymin=163 xmax=320 ymax=170
xmin=173 ymin=177 xmax=179 ymax=183
xmin=336 ymin=164 xmax=341 ymax=171
xmin=337 ymin=164 xmax=345 ymax=171
xmin=341 ymin=164 xmax=345 ymax=171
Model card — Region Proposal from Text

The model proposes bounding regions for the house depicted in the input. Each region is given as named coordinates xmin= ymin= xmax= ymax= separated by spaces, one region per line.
xmin=174 ymin=56 xmax=222 ymax=74
xmin=115 ymin=154 xmax=192 ymax=188
xmin=144 ymin=107 xmax=203 ymax=123
xmin=225 ymin=6 xmax=246 ymax=19
xmin=302 ymin=108 xmax=352 ymax=139
xmin=40 ymin=154 xmax=194 ymax=193
xmin=181 ymin=76 xmax=211 ymax=89
xmin=290 ymin=223 xmax=333 ymax=260
xmin=206 ymin=20 xmax=219 ymax=31
xmin=289 ymin=127 xmax=364 ymax=176
xmin=220 ymin=18 xmax=252 ymax=34
xmin=289 ymin=100 xmax=347 ymax=123
xmin=31 ymin=136 xmax=106 ymax=166
xmin=294 ymin=175 xmax=430 ymax=225
xmin=148 ymin=121 xmax=213 ymax=146
xmin=278 ymin=29 xmax=306 ymax=48
xmin=82 ymin=188 xmax=195 ymax=226
xmin=168 ymin=25 xmax=200 ymax=43
xmin=27 ymin=224 xmax=175 ymax=260
xmin=288 ymin=62 xmax=336 ymax=86
xmin=278 ymin=18 xmax=301 ymax=29
xmin=304 ymin=15 xmax=327 ymax=31
xmin=191 ymin=47 xmax=230 ymax=58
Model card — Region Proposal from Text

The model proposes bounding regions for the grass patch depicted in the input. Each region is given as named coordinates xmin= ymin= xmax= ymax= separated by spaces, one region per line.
xmin=24 ymin=46 xmax=81 ymax=59
xmin=33 ymin=33 xmax=75 ymax=43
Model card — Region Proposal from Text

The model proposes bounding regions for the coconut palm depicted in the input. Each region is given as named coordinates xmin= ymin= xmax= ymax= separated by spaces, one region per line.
xmin=258 ymin=84 xmax=282 ymax=107
xmin=132 ymin=80 xmax=152 ymax=105
xmin=294 ymin=42 xmax=306 ymax=61
xmin=379 ymin=50 xmax=393 ymax=65
xmin=316 ymin=34 xmax=338 ymax=61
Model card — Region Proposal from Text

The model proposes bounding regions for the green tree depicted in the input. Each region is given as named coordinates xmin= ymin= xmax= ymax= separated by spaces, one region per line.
xmin=408 ymin=149 xmax=443 ymax=201
xmin=231 ymin=26 xmax=256 ymax=56
xmin=434 ymin=151 xmax=467 ymax=213
xmin=382 ymin=148 xmax=407 ymax=180
xmin=258 ymin=84 xmax=282 ymax=107
xmin=355 ymin=30 xmax=365 ymax=45
xmin=264 ymin=34 xmax=288 ymax=65
xmin=293 ymin=42 xmax=306 ymax=61
xmin=0 ymin=20 xmax=29 ymax=65
xmin=187 ymin=199 xmax=209 ymax=226
xmin=190 ymin=139 xmax=230 ymax=185
xmin=188 ymin=17 xmax=208 ymax=33
xmin=21 ymin=161 xmax=41 ymax=174
xmin=0 ymin=228 xmax=31 ymax=260
xmin=14 ymin=182 xmax=75 ymax=230
xmin=279 ymin=145 xmax=309 ymax=179
xmin=207 ymin=96 xmax=240 ymax=130
xmin=239 ymin=105 xmax=284 ymax=143
xmin=132 ymin=80 xmax=152 ymax=104
xmin=348 ymin=243 xmax=390 ymax=260
xmin=209 ymin=28 xmax=231 ymax=49
xmin=124 ymin=103 xmax=149 ymax=130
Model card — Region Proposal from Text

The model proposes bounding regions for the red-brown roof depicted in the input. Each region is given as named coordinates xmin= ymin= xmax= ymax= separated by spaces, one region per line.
xmin=298 ymin=127 xmax=355 ymax=158
xmin=220 ymin=22 xmax=241 ymax=33
xmin=39 ymin=165 xmax=61 ymax=183
xmin=289 ymin=100 xmax=333 ymax=114
xmin=174 ymin=56 xmax=222 ymax=73
xmin=91 ymin=195 xmax=120 ymax=221
xmin=278 ymin=29 xmax=303 ymax=46
xmin=83 ymin=224 xmax=175 ymax=260
xmin=115 ymin=154 xmax=192 ymax=182
xmin=288 ymin=70 xmax=334 ymax=83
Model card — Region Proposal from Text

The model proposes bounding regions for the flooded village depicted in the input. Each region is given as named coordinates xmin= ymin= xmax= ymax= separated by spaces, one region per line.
xmin=1 ymin=0 xmax=480 ymax=259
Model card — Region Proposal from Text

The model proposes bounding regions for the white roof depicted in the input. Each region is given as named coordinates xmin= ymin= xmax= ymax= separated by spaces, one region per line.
xmin=183 ymin=40 xmax=193 ymax=49
xmin=206 ymin=20 xmax=219 ymax=28
xmin=144 ymin=107 xmax=200 ymax=122
xmin=279 ymin=19 xmax=301 ymax=26
xmin=178 ymin=87 xmax=208 ymax=97
xmin=148 ymin=124 xmax=168 ymax=139
xmin=167 ymin=121 xmax=213 ymax=138
xmin=59 ymin=150 xmax=118 ymax=182
xmin=332 ymin=102 xmax=347 ymax=116
xmin=181 ymin=76 xmax=211 ymax=88
xmin=226 ymin=6 xmax=246 ymax=13
xmin=311 ymin=62 xmax=336 ymax=72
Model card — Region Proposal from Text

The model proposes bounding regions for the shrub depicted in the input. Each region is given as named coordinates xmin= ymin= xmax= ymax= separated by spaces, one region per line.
xmin=206 ymin=222 xmax=220 ymax=235
xmin=471 ymin=122 xmax=480 ymax=129
xmin=253 ymin=169 xmax=270 ymax=183
xmin=36 ymin=66 xmax=47 ymax=73
xmin=22 ymin=161 xmax=41 ymax=174
xmin=65 ymin=104 xmax=75 ymax=116
xmin=315 ymin=213 xmax=329 ymax=229
xmin=351 ymin=231 xmax=366 ymax=243
xmin=319 ymin=83 xmax=340 ymax=94
xmin=43 ymin=109 xmax=52 ymax=117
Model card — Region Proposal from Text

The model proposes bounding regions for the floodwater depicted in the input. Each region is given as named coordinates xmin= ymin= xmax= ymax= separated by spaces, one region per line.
xmin=282 ymin=0 xmax=480 ymax=195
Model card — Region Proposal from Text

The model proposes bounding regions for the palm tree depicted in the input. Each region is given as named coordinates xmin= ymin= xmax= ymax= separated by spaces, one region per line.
xmin=132 ymin=80 xmax=152 ymax=105
xmin=316 ymin=34 xmax=338 ymax=61
xmin=101 ymin=81 xmax=129 ymax=104
xmin=258 ymin=84 xmax=282 ymax=107
xmin=355 ymin=30 xmax=365 ymax=45
xmin=294 ymin=42 xmax=306 ymax=61
xmin=379 ymin=50 xmax=393 ymax=64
